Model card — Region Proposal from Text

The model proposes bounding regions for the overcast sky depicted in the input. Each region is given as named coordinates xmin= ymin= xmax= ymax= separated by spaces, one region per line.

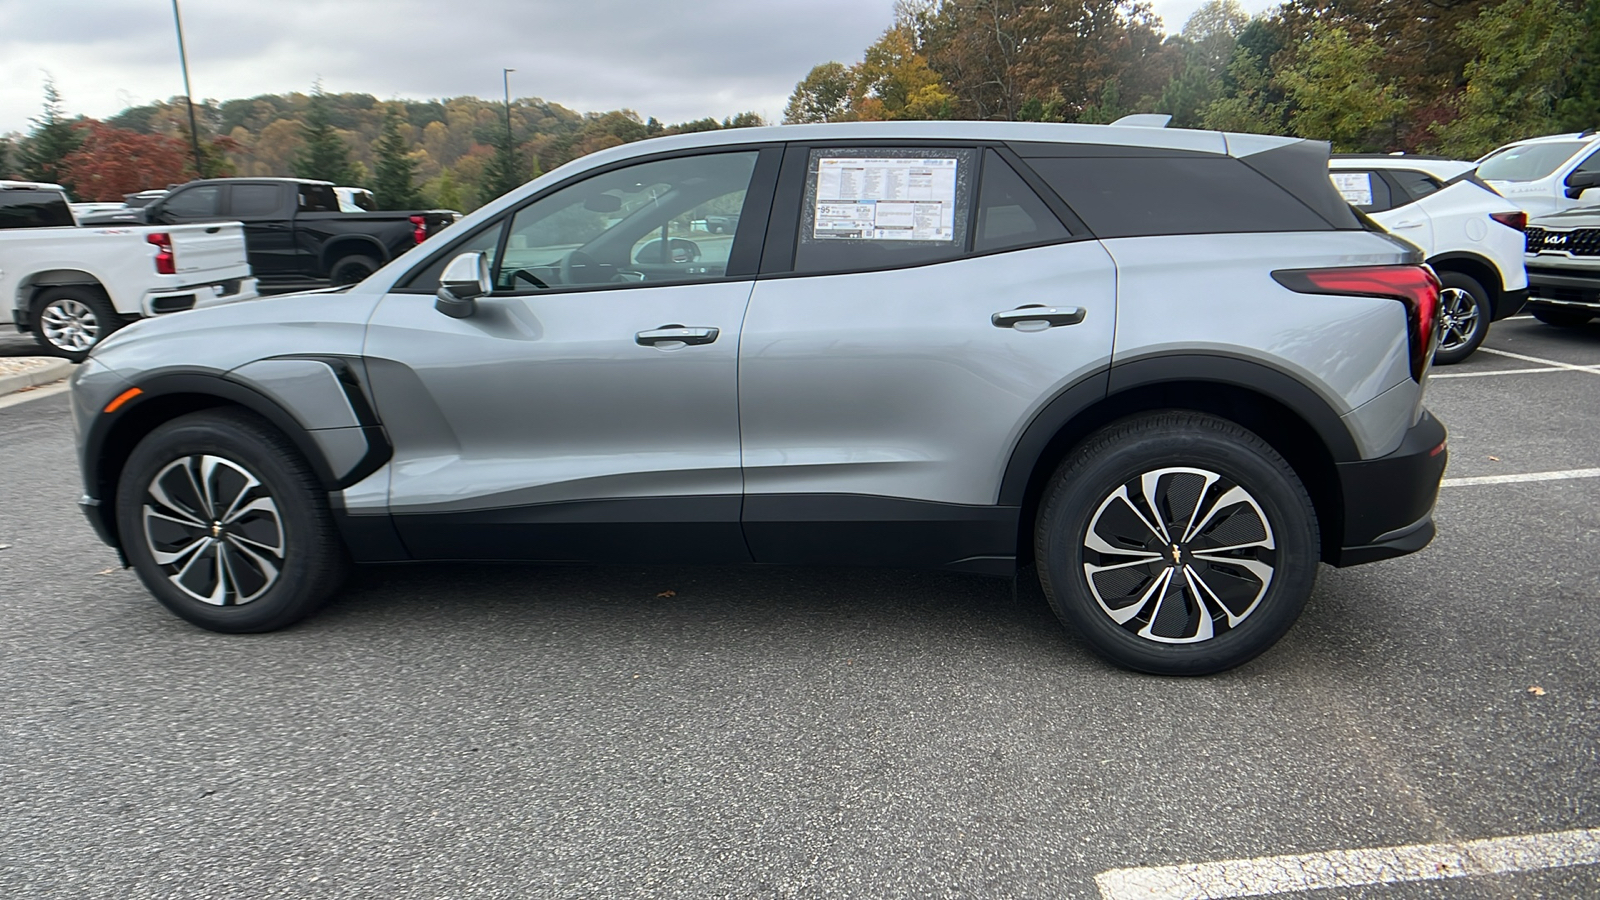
xmin=1 ymin=0 xmax=1276 ymax=137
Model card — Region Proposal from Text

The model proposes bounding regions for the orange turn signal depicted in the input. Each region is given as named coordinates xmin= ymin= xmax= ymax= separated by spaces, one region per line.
xmin=103 ymin=387 xmax=143 ymax=414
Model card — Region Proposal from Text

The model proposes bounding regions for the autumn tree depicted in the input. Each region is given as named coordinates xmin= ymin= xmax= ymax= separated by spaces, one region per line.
xmin=294 ymin=84 xmax=362 ymax=185
xmin=372 ymin=103 xmax=420 ymax=209
xmin=18 ymin=77 xmax=84 ymax=192
xmin=59 ymin=122 xmax=194 ymax=201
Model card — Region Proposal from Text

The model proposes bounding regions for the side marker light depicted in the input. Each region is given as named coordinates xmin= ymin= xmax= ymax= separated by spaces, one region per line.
xmin=104 ymin=387 xmax=143 ymax=414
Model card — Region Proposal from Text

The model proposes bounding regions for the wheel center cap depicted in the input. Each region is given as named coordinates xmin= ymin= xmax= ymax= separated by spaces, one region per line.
xmin=1169 ymin=543 xmax=1183 ymax=567
xmin=211 ymin=521 xmax=224 ymax=538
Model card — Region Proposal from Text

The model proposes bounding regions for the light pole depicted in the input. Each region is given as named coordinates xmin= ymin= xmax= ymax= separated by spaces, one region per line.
xmin=170 ymin=0 xmax=206 ymax=177
xmin=502 ymin=68 xmax=516 ymax=150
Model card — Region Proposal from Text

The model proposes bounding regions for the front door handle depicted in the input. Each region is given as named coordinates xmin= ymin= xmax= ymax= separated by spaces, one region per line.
xmin=636 ymin=325 xmax=719 ymax=346
xmin=992 ymin=305 xmax=1086 ymax=329
xmin=1391 ymin=219 xmax=1425 ymax=229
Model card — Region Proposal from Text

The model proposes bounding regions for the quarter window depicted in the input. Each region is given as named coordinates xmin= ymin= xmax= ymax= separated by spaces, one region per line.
xmin=793 ymin=147 xmax=977 ymax=274
xmin=974 ymin=150 xmax=1069 ymax=253
xmin=1388 ymin=170 xmax=1442 ymax=204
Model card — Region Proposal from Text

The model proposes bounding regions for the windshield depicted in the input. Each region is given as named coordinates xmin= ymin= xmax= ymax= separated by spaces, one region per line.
xmin=1476 ymin=142 xmax=1588 ymax=182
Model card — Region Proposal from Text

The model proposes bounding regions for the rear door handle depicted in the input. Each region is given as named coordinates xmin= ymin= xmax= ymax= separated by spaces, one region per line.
xmin=636 ymin=325 xmax=719 ymax=346
xmin=1391 ymin=219 xmax=1425 ymax=229
xmin=992 ymin=305 xmax=1085 ymax=329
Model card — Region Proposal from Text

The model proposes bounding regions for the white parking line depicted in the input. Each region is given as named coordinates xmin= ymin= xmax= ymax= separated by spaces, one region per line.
xmin=1431 ymin=366 xmax=1578 ymax=379
xmin=0 ymin=381 xmax=70 ymax=410
xmin=1094 ymin=827 xmax=1600 ymax=900
xmin=1441 ymin=467 xmax=1600 ymax=487
xmin=1478 ymin=346 xmax=1600 ymax=374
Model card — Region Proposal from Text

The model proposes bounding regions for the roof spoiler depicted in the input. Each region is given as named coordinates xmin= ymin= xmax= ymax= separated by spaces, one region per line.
xmin=1110 ymin=114 xmax=1172 ymax=128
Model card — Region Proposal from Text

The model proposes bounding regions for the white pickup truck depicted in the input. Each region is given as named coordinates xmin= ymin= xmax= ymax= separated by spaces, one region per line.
xmin=1 ymin=180 xmax=258 ymax=361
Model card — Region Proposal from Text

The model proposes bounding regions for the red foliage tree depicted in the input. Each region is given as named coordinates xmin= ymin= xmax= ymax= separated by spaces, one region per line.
xmin=60 ymin=121 xmax=195 ymax=201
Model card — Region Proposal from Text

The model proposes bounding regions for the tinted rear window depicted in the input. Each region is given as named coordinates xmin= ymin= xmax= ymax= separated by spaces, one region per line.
xmin=1025 ymin=156 xmax=1332 ymax=238
xmin=0 ymin=190 xmax=75 ymax=229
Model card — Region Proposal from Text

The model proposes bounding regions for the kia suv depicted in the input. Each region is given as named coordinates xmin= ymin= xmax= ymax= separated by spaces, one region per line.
xmin=70 ymin=122 xmax=1449 ymax=675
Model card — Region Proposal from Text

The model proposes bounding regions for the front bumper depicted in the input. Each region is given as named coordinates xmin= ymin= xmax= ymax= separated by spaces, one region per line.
xmin=1526 ymin=266 xmax=1600 ymax=312
xmin=1330 ymin=409 xmax=1448 ymax=567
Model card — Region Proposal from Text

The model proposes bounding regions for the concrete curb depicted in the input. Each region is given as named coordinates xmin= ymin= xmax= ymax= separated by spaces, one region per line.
xmin=0 ymin=358 xmax=74 ymax=398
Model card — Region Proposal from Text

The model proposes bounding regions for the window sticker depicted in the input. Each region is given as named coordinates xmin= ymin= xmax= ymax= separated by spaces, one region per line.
xmin=1330 ymin=172 xmax=1374 ymax=207
xmin=813 ymin=157 xmax=959 ymax=241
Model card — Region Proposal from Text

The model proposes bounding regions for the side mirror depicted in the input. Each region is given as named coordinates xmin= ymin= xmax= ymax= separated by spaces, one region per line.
xmin=434 ymin=252 xmax=492 ymax=319
xmin=1564 ymin=172 xmax=1600 ymax=199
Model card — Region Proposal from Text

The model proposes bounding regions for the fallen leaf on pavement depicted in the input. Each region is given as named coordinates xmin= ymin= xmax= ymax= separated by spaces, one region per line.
xmin=1528 ymin=685 xmax=1547 ymax=696
xmin=656 ymin=589 xmax=676 ymax=598
xmin=0 ymin=543 xmax=11 ymax=550
xmin=1488 ymin=456 xmax=1500 ymax=461
xmin=95 ymin=568 xmax=117 ymax=576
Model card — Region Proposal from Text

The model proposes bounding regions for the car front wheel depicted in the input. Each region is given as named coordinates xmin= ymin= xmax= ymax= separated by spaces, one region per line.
xmin=115 ymin=409 xmax=348 ymax=633
xmin=1034 ymin=412 xmax=1320 ymax=675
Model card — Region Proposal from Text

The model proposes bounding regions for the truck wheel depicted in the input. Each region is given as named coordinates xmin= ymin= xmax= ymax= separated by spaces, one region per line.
xmin=1532 ymin=307 xmax=1594 ymax=328
xmin=115 ymin=409 xmax=350 ymax=633
xmin=329 ymin=254 xmax=380 ymax=286
xmin=30 ymin=285 xmax=124 ymax=363
xmin=1034 ymin=411 xmax=1320 ymax=676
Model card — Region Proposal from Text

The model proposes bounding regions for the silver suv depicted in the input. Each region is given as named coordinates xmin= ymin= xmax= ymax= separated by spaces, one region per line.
xmin=71 ymin=122 xmax=1449 ymax=675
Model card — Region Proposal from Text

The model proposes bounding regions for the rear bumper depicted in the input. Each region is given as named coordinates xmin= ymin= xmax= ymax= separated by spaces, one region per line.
xmin=1496 ymin=287 xmax=1530 ymax=319
xmin=1330 ymin=409 xmax=1447 ymax=567
xmin=138 ymin=276 xmax=260 ymax=317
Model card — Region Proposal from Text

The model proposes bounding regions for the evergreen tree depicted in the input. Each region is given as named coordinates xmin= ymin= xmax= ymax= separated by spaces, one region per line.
xmin=0 ymin=136 xmax=14 ymax=178
xmin=18 ymin=77 xmax=84 ymax=191
xmin=479 ymin=104 xmax=526 ymax=203
xmin=293 ymin=84 xmax=360 ymax=185
xmin=372 ymin=103 xmax=420 ymax=209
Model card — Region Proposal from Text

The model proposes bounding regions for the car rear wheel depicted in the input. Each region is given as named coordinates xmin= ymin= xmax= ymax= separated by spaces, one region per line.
xmin=329 ymin=254 xmax=380 ymax=286
xmin=1531 ymin=307 xmax=1594 ymax=328
xmin=115 ymin=409 xmax=348 ymax=633
xmin=1433 ymin=272 xmax=1490 ymax=365
xmin=30 ymin=285 xmax=123 ymax=363
xmin=1034 ymin=412 xmax=1320 ymax=676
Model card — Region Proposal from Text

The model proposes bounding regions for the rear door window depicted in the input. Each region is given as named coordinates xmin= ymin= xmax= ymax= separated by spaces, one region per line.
xmin=0 ymin=190 xmax=74 ymax=229
xmin=228 ymin=183 xmax=284 ymax=217
xmin=793 ymin=146 xmax=977 ymax=274
xmin=1387 ymin=170 xmax=1442 ymax=204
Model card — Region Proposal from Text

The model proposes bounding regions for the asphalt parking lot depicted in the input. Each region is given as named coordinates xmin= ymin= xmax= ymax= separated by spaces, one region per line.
xmin=1 ymin=317 xmax=1596 ymax=899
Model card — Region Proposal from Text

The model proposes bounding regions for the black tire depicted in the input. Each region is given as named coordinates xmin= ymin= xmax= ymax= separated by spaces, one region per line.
xmin=30 ymin=285 xmax=123 ymax=363
xmin=1034 ymin=411 xmax=1320 ymax=676
xmin=1531 ymin=306 xmax=1595 ymax=328
xmin=328 ymin=254 xmax=380 ymax=286
xmin=1433 ymin=271 xmax=1491 ymax=365
xmin=115 ymin=409 xmax=349 ymax=633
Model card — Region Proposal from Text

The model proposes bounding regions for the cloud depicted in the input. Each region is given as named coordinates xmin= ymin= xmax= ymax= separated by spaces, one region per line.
xmin=0 ymin=0 xmax=900 ymax=133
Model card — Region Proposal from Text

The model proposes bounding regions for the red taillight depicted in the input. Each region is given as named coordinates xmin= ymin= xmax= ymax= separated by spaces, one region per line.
xmin=1490 ymin=211 xmax=1528 ymax=232
xmin=409 ymin=214 xmax=427 ymax=245
xmin=146 ymin=232 xmax=175 ymax=275
xmin=1273 ymin=265 xmax=1441 ymax=381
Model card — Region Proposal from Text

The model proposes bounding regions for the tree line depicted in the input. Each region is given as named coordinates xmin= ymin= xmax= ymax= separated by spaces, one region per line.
xmin=784 ymin=0 xmax=1600 ymax=158
xmin=0 ymin=78 xmax=764 ymax=210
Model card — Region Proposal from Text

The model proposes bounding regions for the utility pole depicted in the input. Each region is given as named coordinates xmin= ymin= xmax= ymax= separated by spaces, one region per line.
xmin=171 ymin=0 xmax=206 ymax=177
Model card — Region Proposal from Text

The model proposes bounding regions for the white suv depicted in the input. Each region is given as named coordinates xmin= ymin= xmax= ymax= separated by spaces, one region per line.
xmin=1474 ymin=132 xmax=1600 ymax=217
xmin=1329 ymin=156 xmax=1529 ymax=363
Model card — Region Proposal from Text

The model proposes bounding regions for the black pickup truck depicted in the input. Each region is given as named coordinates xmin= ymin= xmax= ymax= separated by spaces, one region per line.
xmin=144 ymin=178 xmax=458 ymax=290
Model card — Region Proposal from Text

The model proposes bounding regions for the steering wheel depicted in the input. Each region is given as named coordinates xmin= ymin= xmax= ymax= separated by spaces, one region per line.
xmin=559 ymin=249 xmax=598 ymax=285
